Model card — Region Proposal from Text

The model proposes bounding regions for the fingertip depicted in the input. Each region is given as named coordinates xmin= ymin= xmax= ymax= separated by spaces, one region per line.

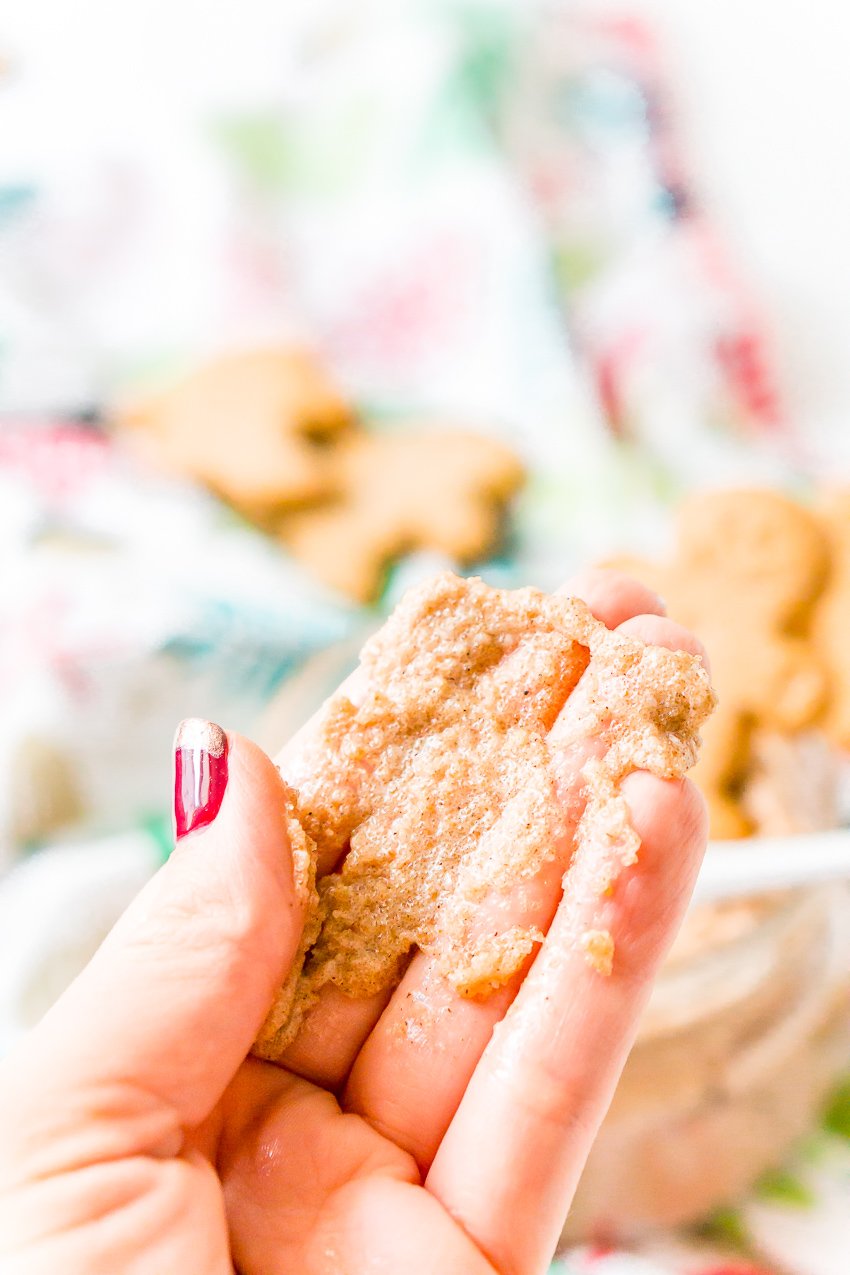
xmin=621 ymin=772 xmax=709 ymax=865
xmin=173 ymin=728 xmax=299 ymax=909
xmin=612 ymin=773 xmax=709 ymax=973
xmin=558 ymin=567 xmax=667 ymax=629
xmin=223 ymin=732 xmax=294 ymax=850
xmin=616 ymin=613 xmax=711 ymax=676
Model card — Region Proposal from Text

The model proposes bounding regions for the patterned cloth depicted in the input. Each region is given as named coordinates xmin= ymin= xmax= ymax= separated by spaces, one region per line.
xmin=0 ymin=5 xmax=847 ymax=1271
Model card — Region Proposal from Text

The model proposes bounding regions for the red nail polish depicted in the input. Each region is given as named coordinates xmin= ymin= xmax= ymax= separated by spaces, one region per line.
xmin=173 ymin=719 xmax=228 ymax=839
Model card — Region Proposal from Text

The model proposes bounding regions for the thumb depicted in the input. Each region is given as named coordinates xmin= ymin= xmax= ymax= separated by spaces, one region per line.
xmin=10 ymin=721 xmax=306 ymax=1134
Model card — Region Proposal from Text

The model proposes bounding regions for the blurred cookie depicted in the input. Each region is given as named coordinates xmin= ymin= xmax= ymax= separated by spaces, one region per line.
xmin=612 ymin=488 xmax=829 ymax=838
xmin=814 ymin=490 xmax=850 ymax=751
xmin=9 ymin=736 xmax=84 ymax=847
xmin=122 ymin=348 xmax=352 ymax=515
xmin=280 ymin=429 xmax=524 ymax=602
xmin=742 ymin=729 xmax=838 ymax=836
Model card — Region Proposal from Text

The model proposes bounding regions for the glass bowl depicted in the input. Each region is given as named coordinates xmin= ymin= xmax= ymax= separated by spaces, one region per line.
xmin=563 ymin=883 xmax=850 ymax=1240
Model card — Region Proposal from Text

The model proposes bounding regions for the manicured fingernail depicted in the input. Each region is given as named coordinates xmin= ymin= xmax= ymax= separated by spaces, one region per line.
xmin=173 ymin=719 xmax=228 ymax=839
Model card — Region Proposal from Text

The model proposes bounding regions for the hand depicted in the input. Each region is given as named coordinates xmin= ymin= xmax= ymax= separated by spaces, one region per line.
xmin=0 ymin=570 xmax=708 ymax=1275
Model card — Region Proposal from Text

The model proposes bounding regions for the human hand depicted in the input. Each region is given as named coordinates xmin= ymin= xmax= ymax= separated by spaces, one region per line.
xmin=0 ymin=570 xmax=709 ymax=1275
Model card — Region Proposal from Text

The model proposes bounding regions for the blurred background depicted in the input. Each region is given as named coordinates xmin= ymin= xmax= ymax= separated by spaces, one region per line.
xmin=2 ymin=3 xmax=850 ymax=1272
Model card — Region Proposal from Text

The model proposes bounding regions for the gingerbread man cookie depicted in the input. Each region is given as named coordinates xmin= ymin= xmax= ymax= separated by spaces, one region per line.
xmin=612 ymin=488 xmax=829 ymax=838
xmin=122 ymin=347 xmax=352 ymax=516
xmin=279 ymin=428 xmax=524 ymax=602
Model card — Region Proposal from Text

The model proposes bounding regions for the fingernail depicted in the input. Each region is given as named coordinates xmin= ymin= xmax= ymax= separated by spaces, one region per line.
xmin=173 ymin=719 xmax=228 ymax=839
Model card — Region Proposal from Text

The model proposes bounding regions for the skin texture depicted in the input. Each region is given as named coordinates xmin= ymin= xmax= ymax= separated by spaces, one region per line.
xmin=0 ymin=569 xmax=709 ymax=1275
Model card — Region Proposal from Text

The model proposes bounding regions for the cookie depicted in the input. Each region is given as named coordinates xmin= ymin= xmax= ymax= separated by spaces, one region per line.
xmin=122 ymin=348 xmax=352 ymax=515
xmin=611 ymin=488 xmax=829 ymax=838
xmin=254 ymin=571 xmax=715 ymax=1060
xmin=741 ymin=729 xmax=838 ymax=836
xmin=9 ymin=736 xmax=83 ymax=846
xmin=813 ymin=490 xmax=850 ymax=750
xmin=278 ymin=429 xmax=524 ymax=602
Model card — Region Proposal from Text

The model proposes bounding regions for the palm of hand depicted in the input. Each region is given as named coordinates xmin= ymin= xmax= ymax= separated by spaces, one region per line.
xmin=214 ymin=1062 xmax=494 ymax=1274
xmin=100 ymin=1059 xmax=489 ymax=1275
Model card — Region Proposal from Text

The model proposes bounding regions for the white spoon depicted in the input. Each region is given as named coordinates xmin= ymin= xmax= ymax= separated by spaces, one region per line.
xmin=692 ymin=828 xmax=850 ymax=905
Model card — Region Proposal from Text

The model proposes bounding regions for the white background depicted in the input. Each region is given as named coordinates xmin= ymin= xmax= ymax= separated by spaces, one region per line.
xmin=2 ymin=0 xmax=850 ymax=460
xmin=590 ymin=0 xmax=850 ymax=463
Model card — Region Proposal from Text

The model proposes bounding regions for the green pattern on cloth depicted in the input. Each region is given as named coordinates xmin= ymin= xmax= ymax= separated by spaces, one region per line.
xmin=822 ymin=1078 xmax=850 ymax=1140
xmin=755 ymin=1167 xmax=816 ymax=1209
